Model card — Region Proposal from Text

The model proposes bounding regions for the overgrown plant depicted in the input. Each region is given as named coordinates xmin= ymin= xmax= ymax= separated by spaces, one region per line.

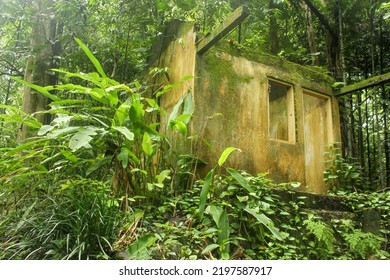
xmin=332 ymin=218 xmax=387 ymax=259
xmin=197 ymin=147 xmax=283 ymax=259
xmin=332 ymin=190 xmax=390 ymax=257
xmin=0 ymin=38 xmax=194 ymax=259
xmin=303 ymin=214 xmax=336 ymax=259
xmin=4 ymin=38 xmax=193 ymax=207
xmin=323 ymin=143 xmax=362 ymax=191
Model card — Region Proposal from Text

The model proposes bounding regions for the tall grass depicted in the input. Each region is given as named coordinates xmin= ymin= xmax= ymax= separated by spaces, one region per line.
xmin=0 ymin=179 xmax=126 ymax=259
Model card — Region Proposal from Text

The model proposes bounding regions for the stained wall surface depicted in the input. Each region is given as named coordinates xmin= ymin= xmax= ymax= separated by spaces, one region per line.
xmin=154 ymin=22 xmax=341 ymax=194
xmin=151 ymin=21 xmax=197 ymax=153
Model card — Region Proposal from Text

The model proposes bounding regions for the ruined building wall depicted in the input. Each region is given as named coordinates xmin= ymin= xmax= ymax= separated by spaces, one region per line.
xmin=152 ymin=21 xmax=341 ymax=194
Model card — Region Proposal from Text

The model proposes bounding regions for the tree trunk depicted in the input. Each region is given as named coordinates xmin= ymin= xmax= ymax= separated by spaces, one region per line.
xmin=19 ymin=0 xmax=58 ymax=142
xmin=365 ymin=92 xmax=373 ymax=184
xmin=357 ymin=92 xmax=365 ymax=178
xmin=382 ymin=84 xmax=390 ymax=187
xmin=379 ymin=17 xmax=390 ymax=187
xmin=303 ymin=2 xmax=318 ymax=65
xmin=269 ymin=0 xmax=279 ymax=55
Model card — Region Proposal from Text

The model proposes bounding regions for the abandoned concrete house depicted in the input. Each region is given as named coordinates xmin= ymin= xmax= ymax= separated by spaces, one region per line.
xmin=150 ymin=8 xmax=342 ymax=195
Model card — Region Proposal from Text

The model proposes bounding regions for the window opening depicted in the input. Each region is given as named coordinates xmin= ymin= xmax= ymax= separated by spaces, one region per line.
xmin=268 ymin=80 xmax=294 ymax=142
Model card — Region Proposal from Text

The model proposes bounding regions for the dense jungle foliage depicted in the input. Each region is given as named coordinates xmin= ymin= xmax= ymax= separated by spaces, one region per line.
xmin=0 ymin=0 xmax=390 ymax=259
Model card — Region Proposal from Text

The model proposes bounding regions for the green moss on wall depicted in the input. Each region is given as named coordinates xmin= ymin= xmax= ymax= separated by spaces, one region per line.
xmin=203 ymin=49 xmax=253 ymax=93
xmin=213 ymin=41 xmax=333 ymax=86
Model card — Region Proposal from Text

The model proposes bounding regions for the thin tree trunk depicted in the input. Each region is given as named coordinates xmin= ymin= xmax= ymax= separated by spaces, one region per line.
xmin=19 ymin=0 xmax=57 ymax=142
xmin=357 ymin=92 xmax=365 ymax=178
xmin=382 ymin=84 xmax=390 ymax=187
xmin=349 ymin=96 xmax=355 ymax=157
xmin=379 ymin=17 xmax=390 ymax=187
xmin=303 ymin=2 xmax=318 ymax=65
xmin=365 ymin=92 xmax=373 ymax=185
xmin=269 ymin=0 xmax=279 ymax=54
xmin=371 ymin=99 xmax=377 ymax=186
xmin=369 ymin=0 xmax=385 ymax=189
xmin=338 ymin=0 xmax=346 ymax=83
xmin=374 ymin=92 xmax=385 ymax=189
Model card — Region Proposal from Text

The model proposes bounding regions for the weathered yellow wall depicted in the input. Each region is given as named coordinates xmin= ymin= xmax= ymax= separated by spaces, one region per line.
xmin=153 ymin=21 xmax=196 ymax=153
xmin=193 ymin=45 xmax=340 ymax=193
xmin=153 ymin=22 xmax=341 ymax=194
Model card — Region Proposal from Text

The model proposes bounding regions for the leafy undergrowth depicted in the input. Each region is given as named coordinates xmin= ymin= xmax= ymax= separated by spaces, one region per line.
xmin=1 ymin=169 xmax=389 ymax=260
xmin=111 ymin=172 xmax=390 ymax=260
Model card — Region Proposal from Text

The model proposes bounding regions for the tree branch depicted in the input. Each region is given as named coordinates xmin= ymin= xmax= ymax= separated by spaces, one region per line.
xmin=301 ymin=0 xmax=337 ymax=39
xmin=0 ymin=72 xmax=23 ymax=77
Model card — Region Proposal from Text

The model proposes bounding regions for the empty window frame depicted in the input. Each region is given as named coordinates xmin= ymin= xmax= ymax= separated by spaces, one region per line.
xmin=268 ymin=80 xmax=295 ymax=143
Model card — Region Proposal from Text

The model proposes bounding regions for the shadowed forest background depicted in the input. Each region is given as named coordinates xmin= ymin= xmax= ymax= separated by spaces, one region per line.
xmin=0 ymin=0 xmax=389 ymax=260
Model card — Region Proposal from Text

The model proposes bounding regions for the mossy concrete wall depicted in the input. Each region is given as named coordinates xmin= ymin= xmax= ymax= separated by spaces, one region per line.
xmin=153 ymin=21 xmax=341 ymax=194
xmin=151 ymin=21 xmax=197 ymax=154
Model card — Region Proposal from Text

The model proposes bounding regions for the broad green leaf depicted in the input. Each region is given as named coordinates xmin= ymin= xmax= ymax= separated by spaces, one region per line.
xmin=147 ymin=183 xmax=155 ymax=191
xmin=201 ymin=244 xmax=220 ymax=255
xmin=167 ymin=97 xmax=184 ymax=128
xmin=127 ymin=234 xmax=158 ymax=260
xmin=117 ymin=149 xmax=129 ymax=169
xmin=106 ymin=84 xmax=130 ymax=93
xmin=52 ymin=115 xmax=73 ymax=125
xmin=75 ymin=37 xmax=107 ymax=79
xmin=47 ymin=126 xmax=80 ymax=138
xmin=90 ymin=88 xmax=108 ymax=104
xmin=210 ymin=205 xmax=230 ymax=244
xmin=86 ymin=156 xmax=113 ymax=176
xmin=350 ymin=172 xmax=360 ymax=179
xmin=38 ymin=125 xmax=55 ymax=135
xmin=114 ymin=100 xmax=131 ymax=126
xmin=127 ymin=149 xmax=140 ymax=165
xmin=142 ymin=132 xmax=153 ymax=156
xmin=129 ymin=95 xmax=144 ymax=121
xmin=130 ymin=168 xmax=147 ymax=175
xmin=51 ymin=69 xmax=102 ymax=88
xmin=218 ymin=147 xmax=241 ymax=166
xmin=199 ymin=170 xmax=214 ymax=219
xmin=117 ymin=147 xmax=141 ymax=168
xmin=244 ymin=207 xmax=283 ymax=241
xmin=175 ymin=114 xmax=192 ymax=123
xmin=61 ymin=150 xmax=78 ymax=163
xmin=183 ymin=92 xmax=194 ymax=122
xmin=12 ymin=170 xmax=49 ymax=179
xmin=0 ymin=104 xmax=25 ymax=114
xmin=69 ymin=127 xmax=98 ymax=151
xmin=170 ymin=120 xmax=187 ymax=135
xmin=23 ymin=118 xmax=42 ymax=129
xmin=107 ymin=90 xmax=119 ymax=107
xmin=227 ymin=168 xmax=254 ymax=193
xmin=112 ymin=126 xmax=134 ymax=141
xmin=105 ymin=85 xmax=127 ymax=107
xmin=145 ymin=98 xmax=160 ymax=111
xmin=181 ymin=74 xmax=194 ymax=82
xmin=290 ymin=182 xmax=301 ymax=188
xmin=157 ymin=170 xmax=171 ymax=184
xmin=11 ymin=77 xmax=61 ymax=101
xmin=152 ymin=183 xmax=164 ymax=189
xmin=4 ymin=139 xmax=47 ymax=155
xmin=237 ymin=195 xmax=249 ymax=202
xmin=210 ymin=205 xmax=222 ymax=226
